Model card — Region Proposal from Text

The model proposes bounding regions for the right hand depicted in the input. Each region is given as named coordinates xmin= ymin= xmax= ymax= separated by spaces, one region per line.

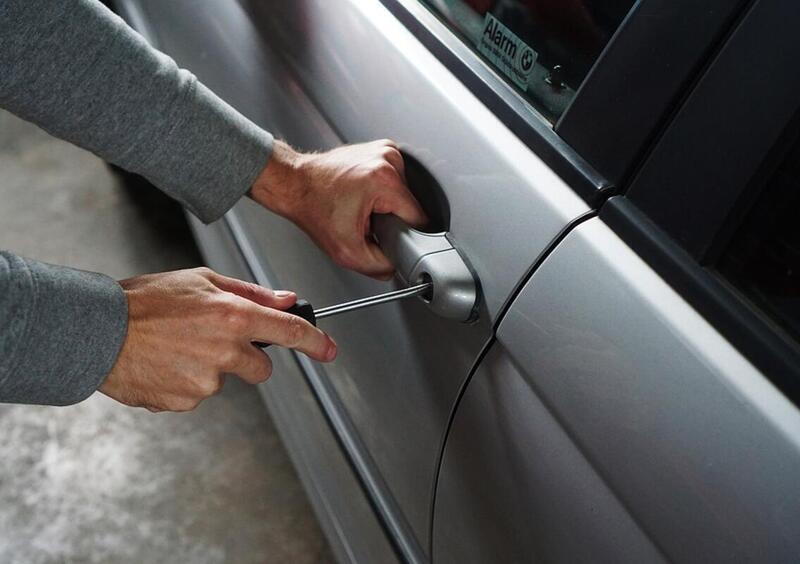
xmin=100 ymin=267 xmax=337 ymax=412
xmin=250 ymin=139 xmax=428 ymax=280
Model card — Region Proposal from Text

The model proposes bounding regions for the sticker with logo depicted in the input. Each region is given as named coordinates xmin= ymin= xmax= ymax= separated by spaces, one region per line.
xmin=476 ymin=13 xmax=538 ymax=91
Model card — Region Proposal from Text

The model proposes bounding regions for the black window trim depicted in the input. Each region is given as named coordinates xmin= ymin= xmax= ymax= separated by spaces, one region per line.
xmin=602 ymin=196 xmax=800 ymax=404
xmin=557 ymin=0 xmax=753 ymax=187
xmin=376 ymin=0 xmax=747 ymax=205
xmin=625 ymin=0 xmax=800 ymax=263
xmin=600 ymin=0 xmax=800 ymax=403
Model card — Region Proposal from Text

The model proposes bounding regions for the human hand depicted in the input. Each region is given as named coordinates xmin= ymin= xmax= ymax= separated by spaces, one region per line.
xmin=100 ymin=267 xmax=336 ymax=412
xmin=250 ymin=139 xmax=428 ymax=280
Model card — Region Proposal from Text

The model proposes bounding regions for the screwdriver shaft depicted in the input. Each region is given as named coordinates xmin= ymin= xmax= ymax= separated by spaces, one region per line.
xmin=314 ymin=282 xmax=432 ymax=320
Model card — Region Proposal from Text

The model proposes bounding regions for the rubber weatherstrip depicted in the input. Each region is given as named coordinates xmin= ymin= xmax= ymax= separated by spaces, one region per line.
xmin=427 ymin=208 xmax=597 ymax=556
xmin=223 ymin=210 xmax=426 ymax=564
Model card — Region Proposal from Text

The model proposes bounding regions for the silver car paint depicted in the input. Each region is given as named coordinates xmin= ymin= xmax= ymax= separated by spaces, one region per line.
xmin=114 ymin=0 xmax=800 ymax=561
xmin=434 ymin=345 xmax=665 ymax=563
xmin=435 ymin=217 xmax=800 ymax=561
xmin=122 ymin=0 xmax=589 ymax=553
xmin=186 ymin=215 xmax=398 ymax=564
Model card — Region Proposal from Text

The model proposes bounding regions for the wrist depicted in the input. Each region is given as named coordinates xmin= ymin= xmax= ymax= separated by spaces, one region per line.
xmin=250 ymin=140 xmax=310 ymax=218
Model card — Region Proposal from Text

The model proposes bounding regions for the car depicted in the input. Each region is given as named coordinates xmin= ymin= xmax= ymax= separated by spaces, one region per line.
xmin=111 ymin=0 xmax=800 ymax=561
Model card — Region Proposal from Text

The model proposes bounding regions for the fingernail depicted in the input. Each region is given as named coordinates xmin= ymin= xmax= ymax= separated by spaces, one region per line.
xmin=274 ymin=290 xmax=295 ymax=298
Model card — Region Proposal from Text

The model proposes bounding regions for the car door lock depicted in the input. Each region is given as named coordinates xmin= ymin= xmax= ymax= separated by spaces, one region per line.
xmin=255 ymin=213 xmax=480 ymax=342
xmin=373 ymin=214 xmax=479 ymax=322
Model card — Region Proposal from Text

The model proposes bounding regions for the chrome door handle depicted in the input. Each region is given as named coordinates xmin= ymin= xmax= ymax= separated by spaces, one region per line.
xmin=373 ymin=214 xmax=479 ymax=322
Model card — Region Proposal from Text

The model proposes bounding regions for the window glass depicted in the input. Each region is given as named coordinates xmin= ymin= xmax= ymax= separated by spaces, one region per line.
xmin=718 ymin=131 xmax=800 ymax=342
xmin=422 ymin=0 xmax=636 ymax=121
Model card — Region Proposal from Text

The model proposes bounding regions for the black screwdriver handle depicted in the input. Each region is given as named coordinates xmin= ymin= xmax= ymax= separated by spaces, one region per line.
xmin=285 ymin=299 xmax=317 ymax=326
xmin=254 ymin=298 xmax=317 ymax=349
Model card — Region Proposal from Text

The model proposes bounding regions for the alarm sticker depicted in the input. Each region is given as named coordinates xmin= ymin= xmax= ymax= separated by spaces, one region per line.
xmin=476 ymin=13 xmax=537 ymax=91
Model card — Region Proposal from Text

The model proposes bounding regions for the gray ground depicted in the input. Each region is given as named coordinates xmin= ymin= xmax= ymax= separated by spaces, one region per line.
xmin=0 ymin=110 xmax=332 ymax=563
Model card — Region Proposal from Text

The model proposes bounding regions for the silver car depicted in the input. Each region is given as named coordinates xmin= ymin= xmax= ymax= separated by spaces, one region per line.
xmin=112 ymin=0 xmax=800 ymax=561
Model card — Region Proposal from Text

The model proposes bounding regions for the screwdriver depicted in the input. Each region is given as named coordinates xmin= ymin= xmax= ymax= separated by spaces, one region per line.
xmin=255 ymin=282 xmax=432 ymax=348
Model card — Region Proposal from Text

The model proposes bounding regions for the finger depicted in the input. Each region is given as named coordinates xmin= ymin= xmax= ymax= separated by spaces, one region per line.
xmin=208 ymin=272 xmax=297 ymax=309
xmin=374 ymin=180 xmax=429 ymax=228
xmin=250 ymin=306 xmax=337 ymax=362
xmin=351 ymin=237 xmax=395 ymax=280
xmin=382 ymin=148 xmax=406 ymax=182
xmin=375 ymin=138 xmax=399 ymax=150
xmin=235 ymin=346 xmax=273 ymax=385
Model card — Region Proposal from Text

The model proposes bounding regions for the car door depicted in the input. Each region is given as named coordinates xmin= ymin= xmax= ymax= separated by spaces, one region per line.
xmin=434 ymin=1 xmax=800 ymax=560
xmin=118 ymin=0 xmax=593 ymax=558
xmin=112 ymin=0 xmax=755 ymax=561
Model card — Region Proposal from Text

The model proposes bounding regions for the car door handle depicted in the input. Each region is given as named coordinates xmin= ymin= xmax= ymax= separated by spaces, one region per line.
xmin=373 ymin=214 xmax=479 ymax=322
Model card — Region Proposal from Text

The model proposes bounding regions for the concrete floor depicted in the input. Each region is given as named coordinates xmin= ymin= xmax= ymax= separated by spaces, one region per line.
xmin=0 ymin=110 xmax=333 ymax=563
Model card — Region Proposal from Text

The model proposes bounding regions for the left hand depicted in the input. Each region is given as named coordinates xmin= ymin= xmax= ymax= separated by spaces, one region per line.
xmin=101 ymin=267 xmax=336 ymax=412
xmin=250 ymin=139 xmax=428 ymax=280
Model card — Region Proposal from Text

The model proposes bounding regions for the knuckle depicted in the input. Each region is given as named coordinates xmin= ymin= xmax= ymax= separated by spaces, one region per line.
xmin=196 ymin=376 xmax=221 ymax=398
xmin=329 ymin=241 xmax=353 ymax=267
xmin=226 ymin=310 xmax=250 ymax=333
xmin=217 ymin=299 xmax=250 ymax=332
xmin=373 ymin=161 xmax=396 ymax=178
xmin=333 ymin=248 xmax=357 ymax=270
xmin=238 ymin=283 xmax=259 ymax=302
xmin=213 ymin=294 xmax=236 ymax=313
xmin=284 ymin=315 xmax=306 ymax=347
xmin=381 ymin=147 xmax=402 ymax=163
xmin=194 ymin=266 xmax=214 ymax=278
xmin=179 ymin=399 xmax=202 ymax=412
xmin=217 ymin=347 xmax=239 ymax=371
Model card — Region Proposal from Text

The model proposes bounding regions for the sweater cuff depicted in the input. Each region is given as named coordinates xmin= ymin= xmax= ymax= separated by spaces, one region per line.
xmin=140 ymin=80 xmax=274 ymax=224
xmin=3 ymin=256 xmax=128 ymax=406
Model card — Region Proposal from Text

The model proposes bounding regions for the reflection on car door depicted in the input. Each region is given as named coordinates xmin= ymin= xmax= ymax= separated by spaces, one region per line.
xmin=123 ymin=0 xmax=589 ymax=556
xmin=434 ymin=217 xmax=800 ymax=561
xmin=236 ymin=0 xmax=592 ymax=553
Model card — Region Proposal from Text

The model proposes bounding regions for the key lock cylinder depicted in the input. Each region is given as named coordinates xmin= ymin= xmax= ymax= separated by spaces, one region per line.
xmin=372 ymin=214 xmax=479 ymax=322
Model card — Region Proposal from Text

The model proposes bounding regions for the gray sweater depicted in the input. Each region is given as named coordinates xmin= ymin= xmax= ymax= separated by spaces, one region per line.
xmin=0 ymin=0 xmax=274 ymax=405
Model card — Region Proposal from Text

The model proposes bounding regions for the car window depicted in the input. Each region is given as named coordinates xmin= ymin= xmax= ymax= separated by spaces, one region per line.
xmin=421 ymin=0 xmax=636 ymax=121
xmin=718 ymin=129 xmax=800 ymax=342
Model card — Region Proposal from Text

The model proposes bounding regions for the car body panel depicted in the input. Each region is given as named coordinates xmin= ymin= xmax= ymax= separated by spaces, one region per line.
xmin=433 ymin=344 xmax=665 ymax=563
xmin=435 ymin=217 xmax=800 ymax=561
xmin=112 ymin=2 xmax=800 ymax=562
xmin=185 ymin=200 xmax=399 ymax=564
xmin=122 ymin=0 xmax=590 ymax=553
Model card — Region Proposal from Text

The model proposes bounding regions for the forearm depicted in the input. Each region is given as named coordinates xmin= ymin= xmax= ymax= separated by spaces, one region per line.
xmin=0 ymin=252 xmax=127 ymax=406
xmin=0 ymin=0 xmax=273 ymax=223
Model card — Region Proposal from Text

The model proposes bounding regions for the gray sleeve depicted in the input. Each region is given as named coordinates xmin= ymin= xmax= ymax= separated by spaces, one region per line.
xmin=0 ymin=0 xmax=274 ymax=223
xmin=0 ymin=252 xmax=128 ymax=406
